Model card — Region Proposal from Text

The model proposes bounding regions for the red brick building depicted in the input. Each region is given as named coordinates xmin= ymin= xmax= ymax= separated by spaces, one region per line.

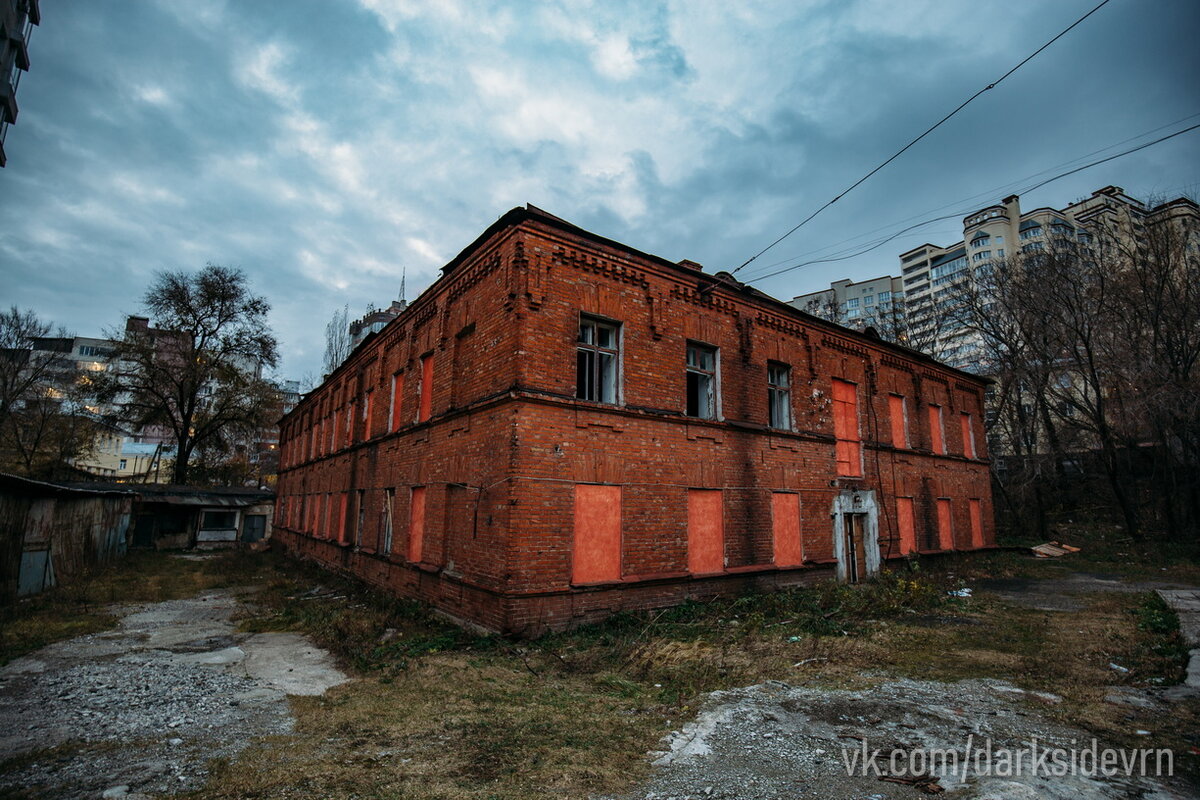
xmin=274 ymin=206 xmax=994 ymax=635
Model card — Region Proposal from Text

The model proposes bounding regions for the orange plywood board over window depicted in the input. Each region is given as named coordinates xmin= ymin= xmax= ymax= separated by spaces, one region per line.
xmin=969 ymin=499 xmax=984 ymax=548
xmin=418 ymin=355 xmax=433 ymax=422
xmin=391 ymin=373 xmax=404 ymax=431
xmin=928 ymin=405 xmax=945 ymax=454
xmin=832 ymin=379 xmax=861 ymax=476
xmin=936 ymin=498 xmax=953 ymax=550
xmin=572 ymin=484 xmax=622 ymax=584
xmin=888 ymin=395 xmax=907 ymax=448
xmin=337 ymin=493 xmax=348 ymax=544
xmin=960 ymin=412 xmax=975 ymax=458
xmin=897 ymin=496 xmax=916 ymax=554
xmin=771 ymin=492 xmax=802 ymax=567
xmin=408 ymin=486 xmax=427 ymax=563
xmin=687 ymin=489 xmax=724 ymax=574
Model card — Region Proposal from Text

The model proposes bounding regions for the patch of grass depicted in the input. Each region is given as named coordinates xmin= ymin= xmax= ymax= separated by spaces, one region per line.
xmin=235 ymin=558 xmax=497 ymax=674
xmin=9 ymin=534 xmax=1196 ymax=797
xmin=1124 ymin=592 xmax=1190 ymax=685
xmin=0 ymin=550 xmax=278 ymax=665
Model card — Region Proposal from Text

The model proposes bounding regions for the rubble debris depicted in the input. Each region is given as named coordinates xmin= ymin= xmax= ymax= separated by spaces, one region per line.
xmin=1030 ymin=541 xmax=1081 ymax=558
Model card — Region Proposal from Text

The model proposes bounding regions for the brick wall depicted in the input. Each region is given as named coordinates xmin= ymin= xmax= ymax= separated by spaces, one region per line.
xmin=275 ymin=206 xmax=994 ymax=635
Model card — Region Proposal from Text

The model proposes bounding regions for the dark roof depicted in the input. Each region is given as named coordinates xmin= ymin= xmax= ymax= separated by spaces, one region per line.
xmin=59 ymin=481 xmax=274 ymax=507
xmin=0 ymin=472 xmax=136 ymax=498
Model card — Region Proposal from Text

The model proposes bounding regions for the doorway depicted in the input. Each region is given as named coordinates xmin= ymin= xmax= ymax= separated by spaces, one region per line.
xmin=841 ymin=513 xmax=868 ymax=583
xmin=831 ymin=490 xmax=880 ymax=583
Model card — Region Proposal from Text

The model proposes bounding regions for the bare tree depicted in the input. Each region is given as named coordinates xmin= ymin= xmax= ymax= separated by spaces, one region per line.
xmin=0 ymin=306 xmax=55 ymax=428
xmin=101 ymin=264 xmax=279 ymax=485
xmin=0 ymin=308 xmax=100 ymax=478
xmin=324 ymin=304 xmax=351 ymax=376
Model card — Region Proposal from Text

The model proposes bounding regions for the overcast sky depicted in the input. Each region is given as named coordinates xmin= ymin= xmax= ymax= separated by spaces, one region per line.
xmin=2 ymin=0 xmax=1197 ymax=381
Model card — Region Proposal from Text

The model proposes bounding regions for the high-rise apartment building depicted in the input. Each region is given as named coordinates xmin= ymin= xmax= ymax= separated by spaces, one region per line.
xmin=793 ymin=186 xmax=1200 ymax=373
xmin=0 ymin=0 xmax=40 ymax=167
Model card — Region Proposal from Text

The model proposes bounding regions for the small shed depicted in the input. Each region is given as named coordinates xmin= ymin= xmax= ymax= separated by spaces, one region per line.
xmin=64 ymin=484 xmax=274 ymax=550
xmin=0 ymin=473 xmax=134 ymax=599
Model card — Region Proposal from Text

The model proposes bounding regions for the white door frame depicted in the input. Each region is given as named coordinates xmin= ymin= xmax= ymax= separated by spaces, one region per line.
xmin=831 ymin=490 xmax=880 ymax=582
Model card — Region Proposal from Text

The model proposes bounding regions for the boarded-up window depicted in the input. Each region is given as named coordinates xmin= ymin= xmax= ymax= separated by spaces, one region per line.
xmin=390 ymin=373 xmax=404 ymax=432
xmin=928 ymin=404 xmax=945 ymax=454
xmin=960 ymin=412 xmax=975 ymax=458
xmin=936 ymin=498 xmax=953 ymax=550
xmin=969 ymin=499 xmax=984 ymax=548
xmin=832 ymin=379 xmax=862 ymax=477
xmin=572 ymin=485 xmax=622 ymax=583
xmin=408 ymin=486 xmax=427 ymax=562
xmin=687 ymin=489 xmax=724 ymax=574
xmin=889 ymin=395 xmax=908 ymax=448
xmin=418 ymin=355 xmax=434 ymax=422
xmin=771 ymin=492 xmax=802 ymax=567
xmin=355 ymin=489 xmax=366 ymax=546
xmin=337 ymin=493 xmax=348 ymax=544
xmin=331 ymin=412 xmax=339 ymax=452
xmin=897 ymin=497 xmax=916 ymax=554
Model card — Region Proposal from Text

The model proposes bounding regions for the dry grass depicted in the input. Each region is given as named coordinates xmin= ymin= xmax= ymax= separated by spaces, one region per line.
xmin=0 ymin=550 xmax=277 ymax=665
xmin=3 ymin=544 xmax=1194 ymax=796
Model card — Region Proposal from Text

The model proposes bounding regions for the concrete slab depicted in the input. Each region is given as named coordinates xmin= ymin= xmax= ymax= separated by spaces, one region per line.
xmin=239 ymin=633 xmax=349 ymax=696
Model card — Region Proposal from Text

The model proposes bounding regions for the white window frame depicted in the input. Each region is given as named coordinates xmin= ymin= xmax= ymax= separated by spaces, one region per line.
xmin=576 ymin=315 xmax=622 ymax=405
xmin=767 ymin=362 xmax=792 ymax=430
xmin=686 ymin=342 xmax=721 ymax=420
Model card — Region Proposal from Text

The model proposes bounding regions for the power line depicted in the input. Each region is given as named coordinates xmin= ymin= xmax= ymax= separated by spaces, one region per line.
xmin=740 ymin=111 xmax=1200 ymax=278
xmin=727 ymin=0 xmax=1114 ymax=278
xmin=741 ymin=121 xmax=1200 ymax=285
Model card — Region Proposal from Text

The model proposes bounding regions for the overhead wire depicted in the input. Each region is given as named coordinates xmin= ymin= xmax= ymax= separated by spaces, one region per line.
xmin=739 ymin=111 xmax=1200 ymax=279
xmin=725 ymin=0 xmax=1115 ymax=279
xmin=739 ymin=121 xmax=1200 ymax=285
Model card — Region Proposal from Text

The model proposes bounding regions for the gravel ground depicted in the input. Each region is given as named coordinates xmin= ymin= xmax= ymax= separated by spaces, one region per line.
xmin=0 ymin=590 xmax=348 ymax=799
xmin=606 ymin=679 xmax=1193 ymax=800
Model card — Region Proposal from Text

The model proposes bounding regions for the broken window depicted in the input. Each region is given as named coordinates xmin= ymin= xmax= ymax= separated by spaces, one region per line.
xmin=831 ymin=378 xmax=862 ymax=477
xmin=417 ymin=354 xmax=433 ymax=422
xmin=686 ymin=343 xmax=718 ymax=419
xmin=362 ymin=388 xmax=373 ymax=439
xmin=201 ymin=510 xmax=236 ymax=530
xmin=382 ymin=487 xmax=395 ymax=554
xmin=767 ymin=363 xmax=791 ymax=430
xmin=576 ymin=316 xmax=620 ymax=404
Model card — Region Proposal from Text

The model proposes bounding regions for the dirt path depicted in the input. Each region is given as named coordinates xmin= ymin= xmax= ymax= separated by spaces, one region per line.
xmin=0 ymin=588 xmax=348 ymax=799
